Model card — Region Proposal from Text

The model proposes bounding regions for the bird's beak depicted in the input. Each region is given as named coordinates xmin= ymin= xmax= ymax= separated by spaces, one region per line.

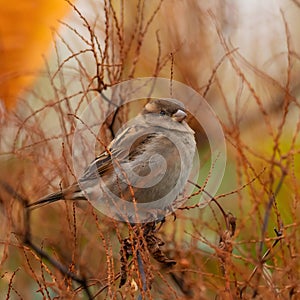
xmin=172 ymin=109 xmax=187 ymax=122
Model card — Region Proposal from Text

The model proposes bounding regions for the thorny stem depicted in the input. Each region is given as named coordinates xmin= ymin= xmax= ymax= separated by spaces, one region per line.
xmin=239 ymin=229 xmax=284 ymax=298
xmin=187 ymin=180 xmax=235 ymax=233
xmin=23 ymin=239 xmax=93 ymax=300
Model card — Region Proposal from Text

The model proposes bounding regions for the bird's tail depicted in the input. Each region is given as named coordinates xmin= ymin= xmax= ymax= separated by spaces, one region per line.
xmin=27 ymin=184 xmax=86 ymax=209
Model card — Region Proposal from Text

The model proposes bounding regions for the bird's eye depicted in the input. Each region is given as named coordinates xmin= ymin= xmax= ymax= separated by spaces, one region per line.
xmin=159 ymin=110 xmax=166 ymax=116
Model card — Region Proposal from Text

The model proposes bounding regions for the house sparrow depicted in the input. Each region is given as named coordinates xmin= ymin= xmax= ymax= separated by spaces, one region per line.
xmin=27 ymin=98 xmax=196 ymax=223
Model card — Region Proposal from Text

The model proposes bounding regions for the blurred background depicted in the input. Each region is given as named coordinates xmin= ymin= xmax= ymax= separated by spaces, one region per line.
xmin=1 ymin=0 xmax=300 ymax=299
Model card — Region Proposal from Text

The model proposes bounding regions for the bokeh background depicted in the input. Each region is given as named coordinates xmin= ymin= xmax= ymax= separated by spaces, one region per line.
xmin=1 ymin=0 xmax=300 ymax=299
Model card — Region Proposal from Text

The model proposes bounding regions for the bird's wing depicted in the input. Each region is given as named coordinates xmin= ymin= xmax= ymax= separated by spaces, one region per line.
xmin=79 ymin=123 xmax=159 ymax=184
xmin=79 ymin=150 xmax=112 ymax=183
xmin=27 ymin=121 xmax=159 ymax=209
xmin=108 ymin=122 xmax=159 ymax=160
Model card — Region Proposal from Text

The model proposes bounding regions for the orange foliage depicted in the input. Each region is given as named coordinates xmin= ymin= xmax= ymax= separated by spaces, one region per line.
xmin=0 ymin=0 xmax=72 ymax=110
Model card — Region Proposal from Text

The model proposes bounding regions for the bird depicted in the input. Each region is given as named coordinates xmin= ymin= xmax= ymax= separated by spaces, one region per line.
xmin=27 ymin=98 xmax=196 ymax=223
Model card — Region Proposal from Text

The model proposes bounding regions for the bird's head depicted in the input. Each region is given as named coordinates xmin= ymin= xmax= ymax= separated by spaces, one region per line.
xmin=142 ymin=98 xmax=187 ymax=122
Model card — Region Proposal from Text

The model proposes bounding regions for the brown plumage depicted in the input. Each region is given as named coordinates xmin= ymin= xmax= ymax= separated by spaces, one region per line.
xmin=27 ymin=98 xmax=196 ymax=223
